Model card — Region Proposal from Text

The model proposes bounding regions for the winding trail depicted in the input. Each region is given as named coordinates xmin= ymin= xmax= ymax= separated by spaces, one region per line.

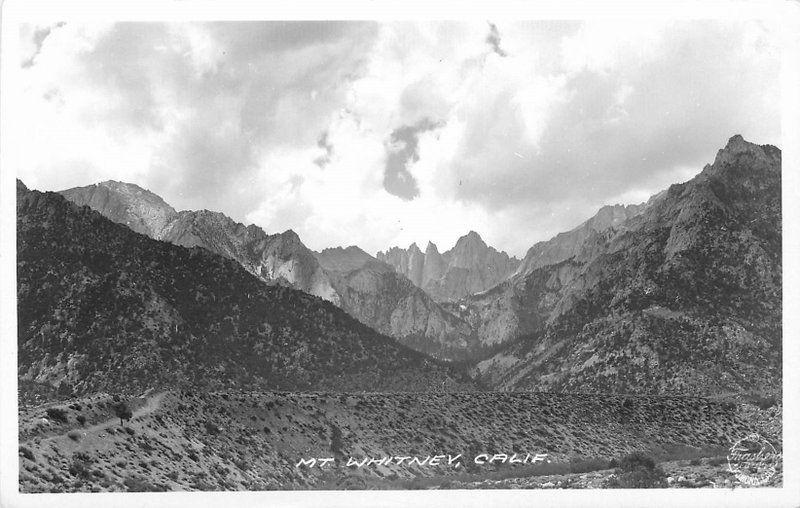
xmin=38 ymin=391 xmax=168 ymax=444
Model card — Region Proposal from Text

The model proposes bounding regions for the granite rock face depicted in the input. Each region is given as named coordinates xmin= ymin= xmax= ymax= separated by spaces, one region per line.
xmin=378 ymin=231 xmax=520 ymax=302
xmin=317 ymin=247 xmax=476 ymax=359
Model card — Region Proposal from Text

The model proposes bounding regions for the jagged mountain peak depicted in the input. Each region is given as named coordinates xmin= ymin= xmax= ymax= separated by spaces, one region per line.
xmin=711 ymin=134 xmax=781 ymax=170
xmin=425 ymin=241 xmax=440 ymax=254
xmin=378 ymin=231 xmax=520 ymax=302
xmin=458 ymin=230 xmax=485 ymax=244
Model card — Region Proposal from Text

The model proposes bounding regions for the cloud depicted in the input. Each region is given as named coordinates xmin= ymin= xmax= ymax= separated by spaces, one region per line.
xmin=313 ymin=131 xmax=334 ymax=168
xmin=449 ymin=20 xmax=780 ymax=216
xmin=384 ymin=118 xmax=444 ymax=200
xmin=19 ymin=22 xmax=65 ymax=68
xmin=18 ymin=21 xmax=379 ymax=218
xmin=16 ymin=20 xmax=780 ymax=257
xmin=486 ymin=22 xmax=507 ymax=57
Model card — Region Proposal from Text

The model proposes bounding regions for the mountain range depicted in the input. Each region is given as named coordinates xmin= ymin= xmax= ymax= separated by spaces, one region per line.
xmin=17 ymin=181 xmax=472 ymax=394
xmin=20 ymin=134 xmax=782 ymax=395
xmin=57 ymin=182 xmax=650 ymax=361
xmin=60 ymin=183 xmax=478 ymax=359
xmin=60 ymin=181 xmax=340 ymax=303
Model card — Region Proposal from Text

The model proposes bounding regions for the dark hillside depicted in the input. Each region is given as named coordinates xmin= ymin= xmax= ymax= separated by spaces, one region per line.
xmin=17 ymin=181 xmax=473 ymax=396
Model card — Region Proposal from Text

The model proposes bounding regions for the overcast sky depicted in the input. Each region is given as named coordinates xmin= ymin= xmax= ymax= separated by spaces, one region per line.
xmin=17 ymin=20 xmax=780 ymax=257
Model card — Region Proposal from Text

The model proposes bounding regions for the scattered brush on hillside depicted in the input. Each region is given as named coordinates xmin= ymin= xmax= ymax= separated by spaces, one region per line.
xmin=17 ymin=181 xmax=473 ymax=397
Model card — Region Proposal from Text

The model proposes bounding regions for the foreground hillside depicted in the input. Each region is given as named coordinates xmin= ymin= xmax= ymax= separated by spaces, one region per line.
xmin=465 ymin=135 xmax=781 ymax=394
xmin=18 ymin=390 xmax=781 ymax=492
xmin=17 ymin=181 xmax=472 ymax=395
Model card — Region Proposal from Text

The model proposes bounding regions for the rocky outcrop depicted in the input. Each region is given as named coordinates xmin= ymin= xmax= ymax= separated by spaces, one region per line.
xmin=377 ymin=243 xmax=426 ymax=287
xmin=60 ymin=181 xmax=339 ymax=304
xmin=377 ymin=231 xmax=520 ymax=302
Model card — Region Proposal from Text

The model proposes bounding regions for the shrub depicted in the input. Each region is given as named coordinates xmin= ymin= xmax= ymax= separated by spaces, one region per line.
xmin=124 ymin=427 xmax=135 ymax=435
xmin=749 ymin=394 xmax=777 ymax=410
xmin=618 ymin=451 xmax=656 ymax=472
xmin=607 ymin=452 xmax=667 ymax=489
xmin=113 ymin=401 xmax=133 ymax=426
xmin=69 ymin=454 xmax=93 ymax=480
xmin=76 ymin=415 xmax=87 ymax=426
xmin=45 ymin=408 xmax=68 ymax=424
xmin=204 ymin=421 xmax=221 ymax=435
xmin=330 ymin=426 xmax=345 ymax=455
xmin=689 ymin=458 xmax=701 ymax=466
xmin=19 ymin=446 xmax=35 ymax=461
xmin=706 ymin=457 xmax=725 ymax=467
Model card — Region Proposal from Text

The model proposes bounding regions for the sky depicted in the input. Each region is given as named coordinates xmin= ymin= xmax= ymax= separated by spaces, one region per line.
xmin=16 ymin=20 xmax=780 ymax=257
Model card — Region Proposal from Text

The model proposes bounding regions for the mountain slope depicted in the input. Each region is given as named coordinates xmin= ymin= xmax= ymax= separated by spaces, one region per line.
xmin=470 ymin=135 xmax=781 ymax=395
xmin=60 ymin=182 xmax=339 ymax=303
xmin=513 ymin=203 xmax=647 ymax=280
xmin=377 ymin=232 xmax=520 ymax=302
xmin=17 ymin=181 xmax=473 ymax=395
xmin=316 ymin=247 xmax=477 ymax=359
xmin=60 ymin=183 xmax=477 ymax=359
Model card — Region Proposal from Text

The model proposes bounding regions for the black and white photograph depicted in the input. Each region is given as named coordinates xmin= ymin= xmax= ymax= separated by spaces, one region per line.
xmin=1 ymin=1 xmax=799 ymax=506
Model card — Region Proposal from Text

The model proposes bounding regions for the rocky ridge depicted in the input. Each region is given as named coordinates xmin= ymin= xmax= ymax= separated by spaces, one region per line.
xmin=465 ymin=135 xmax=781 ymax=394
xmin=61 ymin=182 xmax=339 ymax=303
xmin=377 ymin=231 xmax=520 ymax=302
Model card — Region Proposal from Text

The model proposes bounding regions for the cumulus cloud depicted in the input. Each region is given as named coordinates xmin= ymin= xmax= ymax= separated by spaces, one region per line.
xmin=17 ymin=20 xmax=780 ymax=256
